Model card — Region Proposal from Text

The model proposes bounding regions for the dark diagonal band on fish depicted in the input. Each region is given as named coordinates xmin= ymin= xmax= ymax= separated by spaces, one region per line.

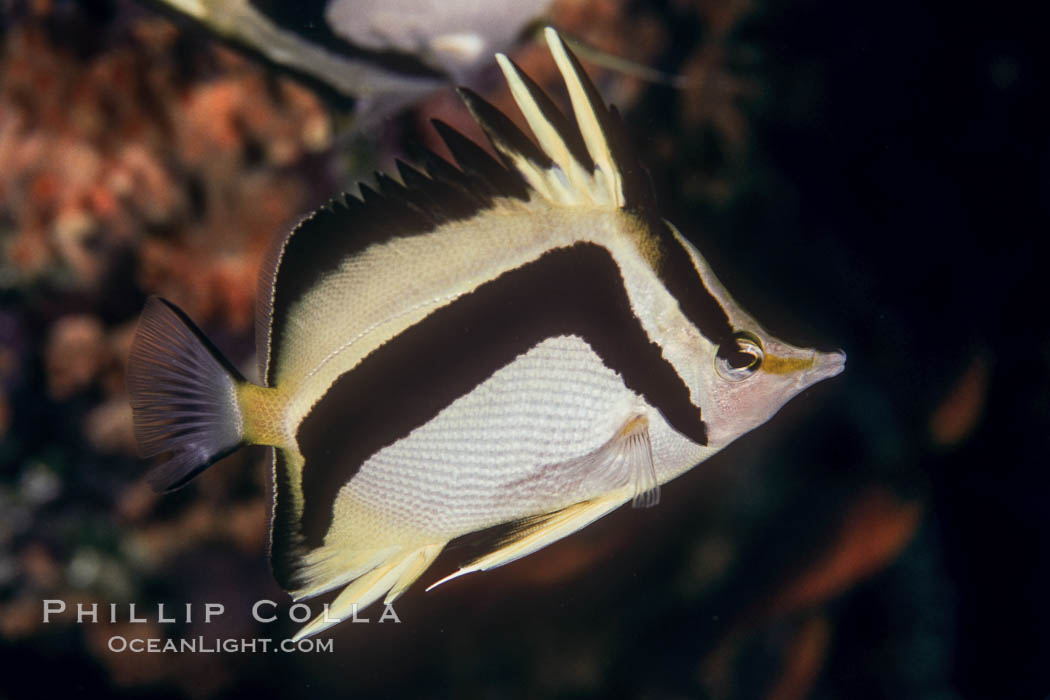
xmin=126 ymin=28 xmax=846 ymax=640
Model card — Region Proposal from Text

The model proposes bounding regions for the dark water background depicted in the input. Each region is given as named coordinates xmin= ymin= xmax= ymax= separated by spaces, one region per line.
xmin=0 ymin=0 xmax=1045 ymax=698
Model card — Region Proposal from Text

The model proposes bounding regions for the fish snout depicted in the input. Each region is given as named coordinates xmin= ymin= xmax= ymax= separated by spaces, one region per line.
xmin=801 ymin=348 xmax=847 ymax=386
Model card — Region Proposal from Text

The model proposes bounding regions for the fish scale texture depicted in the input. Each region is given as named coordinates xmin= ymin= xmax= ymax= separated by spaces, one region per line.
xmin=339 ymin=335 xmax=660 ymax=538
xmin=275 ymin=206 xmax=631 ymax=427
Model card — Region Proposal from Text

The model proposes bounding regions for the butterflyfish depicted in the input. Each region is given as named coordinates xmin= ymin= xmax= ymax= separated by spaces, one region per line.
xmin=149 ymin=0 xmax=552 ymax=121
xmin=127 ymin=28 xmax=845 ymax=639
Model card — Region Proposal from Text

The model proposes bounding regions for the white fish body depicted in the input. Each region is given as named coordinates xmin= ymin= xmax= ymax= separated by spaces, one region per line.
xmin=127 ymin=29 xmax=845 ymax=639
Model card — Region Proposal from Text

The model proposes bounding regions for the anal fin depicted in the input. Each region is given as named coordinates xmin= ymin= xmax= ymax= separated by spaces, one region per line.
xmin=292 ymin=542 xmax=446 ymax=641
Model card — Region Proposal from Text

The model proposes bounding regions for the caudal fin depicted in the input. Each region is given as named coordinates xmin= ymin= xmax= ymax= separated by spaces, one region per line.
xmin=127 ymin=296 xmax=247 ymax=492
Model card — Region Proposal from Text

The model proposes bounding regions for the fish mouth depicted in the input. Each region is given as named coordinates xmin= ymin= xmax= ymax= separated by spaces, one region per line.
xmin=800 ymin=349 xmax=847 ymax=386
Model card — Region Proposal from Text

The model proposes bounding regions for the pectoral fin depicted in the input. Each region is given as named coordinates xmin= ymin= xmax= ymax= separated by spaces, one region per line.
xmin=289 ymin=415 xmax=659 ymax=633
xmin=584 ymin=414 xmax=661 ymax=509
xmin=425 ymin=413 xmax=660 ymax=591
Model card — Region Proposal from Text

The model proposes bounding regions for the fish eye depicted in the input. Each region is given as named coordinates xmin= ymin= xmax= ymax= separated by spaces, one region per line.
xmin=715 ymin=332 xmax=764 ymax=381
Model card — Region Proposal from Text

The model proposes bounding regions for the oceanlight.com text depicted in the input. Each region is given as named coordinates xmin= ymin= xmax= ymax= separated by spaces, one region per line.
xmin=107 ymin=636 xmax=333 ymax=654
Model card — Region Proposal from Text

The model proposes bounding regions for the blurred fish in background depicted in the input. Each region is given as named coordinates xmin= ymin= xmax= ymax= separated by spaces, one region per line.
xmin=147 ymin=0 xmax=554 ymax=122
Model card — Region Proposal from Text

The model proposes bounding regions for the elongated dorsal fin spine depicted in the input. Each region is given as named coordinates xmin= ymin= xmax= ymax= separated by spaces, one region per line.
xmin=457 ymin=86 xmax=559 ymax=201
xmin=463 ymin=29 xmax=633 ymax=210
xmin=543 ymin=27 xmax=625 ymax=207
xmin=494 ymin=53 xmax=594 ymax=202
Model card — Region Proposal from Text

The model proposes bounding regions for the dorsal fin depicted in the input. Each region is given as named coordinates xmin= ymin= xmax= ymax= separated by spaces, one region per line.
xmin=257 ymin=145 xmax=529 ymax=385
xmin=409 ymin=148 xmax=471 ymax=193
xmin=497 ymin=54 xmax=595 ymax=174
xmin=258 ymin=29 xmax=660 ymax=385
xmin=458 ymin=87 xmax=563 ymax=202
xmin=460 ymin=28 xmax=657 ymax=212
xmin=431 ymin=118 xmax=533 ymax=199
